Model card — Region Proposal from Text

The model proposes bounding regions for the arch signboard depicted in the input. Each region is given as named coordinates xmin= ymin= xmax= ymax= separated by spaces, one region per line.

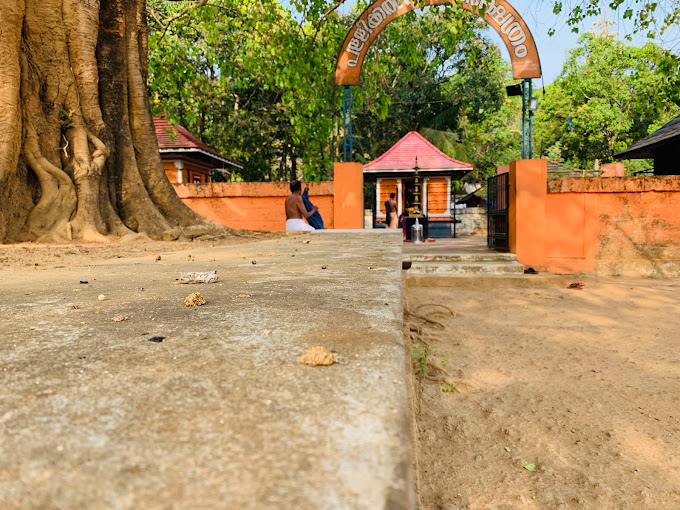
xmin=335 ymin=0 xmax=542 ymax=85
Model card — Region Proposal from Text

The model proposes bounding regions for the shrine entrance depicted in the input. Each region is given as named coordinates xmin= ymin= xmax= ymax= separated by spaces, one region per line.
xmin=335 ymin=0 xmax=543 ymax=162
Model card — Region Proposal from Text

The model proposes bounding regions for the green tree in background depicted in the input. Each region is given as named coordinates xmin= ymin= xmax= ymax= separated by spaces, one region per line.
xmin=146 ymin=1 xmax=680 ymax=183
xmin=147 ymin=0 xmax=346 ymax=181
xmin=551 ymin=0 xmax=680 ymax=40
xmin=534 ymin=31 xmax=680 ymax=172
xmin=147 ymin=1 xmax=518 ymax=182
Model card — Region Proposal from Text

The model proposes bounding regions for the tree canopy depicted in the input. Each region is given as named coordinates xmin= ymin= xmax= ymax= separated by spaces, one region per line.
xmin=534 ymin=31 xmax=680 ymax=172
xmin=146 ymin=0 xmax=522 ymax=182
xmin=550 ymin=0 xmax=680 ymax=41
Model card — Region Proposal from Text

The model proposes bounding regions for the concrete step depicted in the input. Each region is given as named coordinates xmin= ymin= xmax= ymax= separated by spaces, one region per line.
xmin=406 ymin=260 xmax=524 ymax=276
xmin=407 ymin=273 xmax=564 ymax=288
xmin=404 ymin=252 xmax=518 ymax=263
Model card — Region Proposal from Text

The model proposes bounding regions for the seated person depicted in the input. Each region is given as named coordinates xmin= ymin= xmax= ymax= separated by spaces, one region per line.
xmin=285 ymin=180 xmax=318 ymax=231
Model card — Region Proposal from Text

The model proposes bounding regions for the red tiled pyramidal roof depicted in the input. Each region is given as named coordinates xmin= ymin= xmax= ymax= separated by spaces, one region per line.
xmin=363 ymin=131 xmax=473 ymax=172
xmin=153 ymin=116 xmax=243 ymax=169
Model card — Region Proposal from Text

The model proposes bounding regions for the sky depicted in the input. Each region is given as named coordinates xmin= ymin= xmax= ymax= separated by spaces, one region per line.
xmin=482 ymin=0 xmax=680 ymax=85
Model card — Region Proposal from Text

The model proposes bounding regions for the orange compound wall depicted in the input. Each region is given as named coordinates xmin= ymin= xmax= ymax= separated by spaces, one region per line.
xmin=543 ymin=176 xmax=680 ymax=275
xmin=173 ymin=181 xmax=335 ymax=231
xmin=508 ymin=160 xmax=680 ymax=276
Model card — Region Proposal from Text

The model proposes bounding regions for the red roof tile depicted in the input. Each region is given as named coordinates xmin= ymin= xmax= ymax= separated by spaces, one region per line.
xmin=363 ymin=131 xmax=473 ymax=172
xmin=153 ymin=116 xmax=242 ymax=168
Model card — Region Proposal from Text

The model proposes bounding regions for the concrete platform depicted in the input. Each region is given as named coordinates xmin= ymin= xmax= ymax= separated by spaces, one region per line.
xmin=402 ymin=236 xmax=492 ymax=256
xmin=0 ymin=231 xmax=413 ymax=510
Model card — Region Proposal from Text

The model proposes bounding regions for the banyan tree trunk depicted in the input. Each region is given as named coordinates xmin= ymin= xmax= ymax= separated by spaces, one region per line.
xmin=0 ymin=0 xmax=226 ymax=243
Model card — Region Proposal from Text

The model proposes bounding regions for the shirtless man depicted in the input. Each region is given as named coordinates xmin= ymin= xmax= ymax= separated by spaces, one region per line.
xmin=385 ymin=193 xmax=398 ymax=229
xmin=285 ymin=180 xmax=318 ymax=231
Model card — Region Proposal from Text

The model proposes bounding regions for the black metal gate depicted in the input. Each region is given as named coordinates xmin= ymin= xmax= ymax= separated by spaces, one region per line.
xmin=487 ymin=173 xmax=509 ymax=252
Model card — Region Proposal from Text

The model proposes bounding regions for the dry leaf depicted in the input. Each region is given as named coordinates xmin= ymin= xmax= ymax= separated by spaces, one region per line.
xmin=111 ymin=315 xmax=127 ymax=322
xmin=184 ymin=292 xmax=206 ymax=307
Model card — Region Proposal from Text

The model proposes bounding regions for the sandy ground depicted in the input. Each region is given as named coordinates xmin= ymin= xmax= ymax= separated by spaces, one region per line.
xmin=0 ymin=232 xmax=281 ymax=270
xmin=407 ymin=278 xmax=680 ymax=510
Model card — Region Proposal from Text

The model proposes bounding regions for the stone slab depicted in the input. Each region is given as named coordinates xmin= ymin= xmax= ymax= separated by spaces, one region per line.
xmin=0 ymin=234 xmax=413 ymax=510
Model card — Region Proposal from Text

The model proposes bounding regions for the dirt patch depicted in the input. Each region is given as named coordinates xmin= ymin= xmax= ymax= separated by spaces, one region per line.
xmin=406 ymin=277 xmax=680 ymax=509
xmin=0 ymin=232 xmax=281 ymax=270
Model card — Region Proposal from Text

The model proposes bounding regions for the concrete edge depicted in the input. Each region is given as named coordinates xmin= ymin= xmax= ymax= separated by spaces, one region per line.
xmin=401 ymin=271 xmax=420 ymax=510
xmin=406 ymin=274 xmax=566 ymax=288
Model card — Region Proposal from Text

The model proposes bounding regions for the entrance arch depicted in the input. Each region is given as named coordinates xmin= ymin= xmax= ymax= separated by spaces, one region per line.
xmin=335 ymin=0 xmax=541 ymax=86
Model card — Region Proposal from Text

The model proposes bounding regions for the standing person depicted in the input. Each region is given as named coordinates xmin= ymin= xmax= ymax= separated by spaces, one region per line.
xmin=302 ymin=186 xmax=324 ymax=230
xmin=385 ymin=193 xmax=398 ymax=229
xmin=285 ymin=180 xmax=318 ymax=231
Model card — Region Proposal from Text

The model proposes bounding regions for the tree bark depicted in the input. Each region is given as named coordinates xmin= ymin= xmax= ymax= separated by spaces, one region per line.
xmin=0 ymin=0 xmax=230 ymax=243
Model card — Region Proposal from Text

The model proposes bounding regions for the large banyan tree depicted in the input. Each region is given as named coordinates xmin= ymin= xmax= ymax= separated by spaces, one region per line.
xmin=0 ymin=0 xmax=223 ymax=243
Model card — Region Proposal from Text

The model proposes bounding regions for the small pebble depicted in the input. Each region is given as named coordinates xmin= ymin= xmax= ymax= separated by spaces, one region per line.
xmin=97 ymin=294 xmax=106 ymax=301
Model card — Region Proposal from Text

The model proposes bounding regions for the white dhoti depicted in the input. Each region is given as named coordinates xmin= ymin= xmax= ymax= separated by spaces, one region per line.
xmin=286 ymin=218 xmax=315 ymax=231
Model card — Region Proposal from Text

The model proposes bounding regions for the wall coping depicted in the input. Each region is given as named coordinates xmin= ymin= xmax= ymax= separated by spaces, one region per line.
xmin=173 ymin=181 xmax=334 ymax=199
xmin=548 ymin=175 xmax=680 ymax=194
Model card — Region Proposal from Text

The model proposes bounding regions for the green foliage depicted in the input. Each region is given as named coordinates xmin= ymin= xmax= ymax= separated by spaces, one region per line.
xmin=534 ymin=32 xmax=680 ymax=171
xmin=59 ymin=109 xmax=73 ymax=131
xmin=553 ymin=0 xmax=680 ymax=41
xmin=146 ymin=1 xmax=680 ymax=183
xmin=412 ymin=342 xmax=429 ymax=380
xmin=441 ymin=382 xmax=459 ymax=393
xmin=147 ymin=1 xmax=519 ymax=182
xmin=147 ymin=0 xmax=345 ymax=181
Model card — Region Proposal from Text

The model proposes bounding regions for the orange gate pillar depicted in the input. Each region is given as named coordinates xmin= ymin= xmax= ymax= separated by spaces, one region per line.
xmin=509 ymin=159 xmax=547 ymax=266
xmin=333 ymin=162 xmax=364 ymax=229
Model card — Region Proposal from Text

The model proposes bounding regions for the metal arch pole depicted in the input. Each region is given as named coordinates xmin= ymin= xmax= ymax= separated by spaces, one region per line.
xmin=342 ymin=85 xmax=353 ymax=162
xmin=528 ymin=79 xmax=534 ymax=159
xmin=521 ymin=78 xmax=529 ymax=160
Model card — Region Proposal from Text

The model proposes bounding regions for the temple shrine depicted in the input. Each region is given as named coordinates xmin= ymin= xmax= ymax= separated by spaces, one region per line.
xmin=363 ymin=131 xmax=473 ymax=237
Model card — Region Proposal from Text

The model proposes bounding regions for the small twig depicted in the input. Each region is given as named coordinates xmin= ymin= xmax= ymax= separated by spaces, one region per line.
xmin=157 ymin=0 xmax=209 ymax=43
xmin=312 ymin=0 xmax=347 ymax=40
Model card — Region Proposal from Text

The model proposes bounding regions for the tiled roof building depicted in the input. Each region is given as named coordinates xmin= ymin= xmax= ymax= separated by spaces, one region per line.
xmin=364 ymin=131 xmax=473 ymax=236
xmin=615 ymin=115 xmax=680 ymax=175
xmin=154 ymin=116 xmax=243 ymax=184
